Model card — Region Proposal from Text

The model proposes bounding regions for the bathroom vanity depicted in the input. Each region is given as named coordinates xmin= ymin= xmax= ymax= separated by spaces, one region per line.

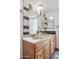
xmin=22 ymin=34 xmax=56 ymax=59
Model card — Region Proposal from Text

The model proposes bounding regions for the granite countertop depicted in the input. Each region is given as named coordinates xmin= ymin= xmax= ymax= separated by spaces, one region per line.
xmin=22 ymin=34 xmax=54 ymax=44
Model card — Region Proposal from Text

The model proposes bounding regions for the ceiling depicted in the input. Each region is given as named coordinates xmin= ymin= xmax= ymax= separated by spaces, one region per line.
xmin=30 ymin=0 xmax=59 ymax=13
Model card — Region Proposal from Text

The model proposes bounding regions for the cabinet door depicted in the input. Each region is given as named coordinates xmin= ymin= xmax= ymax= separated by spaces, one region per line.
xmin=43 ymin=45 xmax=50 ymax=59
xmin=51 ymin=35 xmax=56 ymax=45
xmin=51 ymin=35 xmax=56 ymax=55
xmin=22 ymin=40 xmax=34 ymax=59
xmin=36 ymin=49 xmax=44 ymax=59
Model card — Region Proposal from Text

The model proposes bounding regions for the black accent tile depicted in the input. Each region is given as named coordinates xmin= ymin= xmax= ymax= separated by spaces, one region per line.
xmin=23 ymin=26 xmax=29 ymax=29
xmin=47 ymin=31 xmax=56 ymax=34
xmin=23 ymin=32 xmax=29 ymax=35
xmin=23 ymin=16 xmax=29 ymax=20
xmin=23 ymin=6 xmax=29 ymax=11
xmin=40 ymin=31 xmax=56 ymax=34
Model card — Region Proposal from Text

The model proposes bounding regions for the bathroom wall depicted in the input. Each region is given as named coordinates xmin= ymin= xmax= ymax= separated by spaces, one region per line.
xmin=20 ymin=0 xmax=23 ymax=37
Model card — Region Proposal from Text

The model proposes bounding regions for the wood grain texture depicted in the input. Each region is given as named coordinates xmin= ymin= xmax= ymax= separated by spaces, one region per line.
xmin=22 ymin=35 xmax=56 ymax=59
xmin=22 ymin=40 xmax=35 ymax=59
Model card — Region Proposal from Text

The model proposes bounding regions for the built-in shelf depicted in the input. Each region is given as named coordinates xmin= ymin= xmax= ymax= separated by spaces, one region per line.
xmin=23 ymin=26 xmax=29 ymax=29
xmin=23 ymin=6 xmax=29 ymax=11
xmin=23 ymin=0 xmax=30 ymax=35
xmin=23 ymin=16 xmax=29 ymax=20
xmin=23 ymin=32 xmax=29 ymax=35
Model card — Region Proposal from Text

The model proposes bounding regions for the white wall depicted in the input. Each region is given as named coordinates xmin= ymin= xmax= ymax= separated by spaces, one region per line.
xmin=20 ymin=0 xmax=23 ymax=37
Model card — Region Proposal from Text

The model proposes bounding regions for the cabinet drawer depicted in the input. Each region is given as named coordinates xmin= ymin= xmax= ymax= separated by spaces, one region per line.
xmin=51 ymin=44 xmax=55 ymax=55
xmin=51 ymin=37 xmax=56 ymax=46
xmin=51 ymin=41 xmax=56 ymax=46
xmin=36 ymin=49 xmax=44 ymax=59
xmin=35 ymin=39 xmax=50 ymax=52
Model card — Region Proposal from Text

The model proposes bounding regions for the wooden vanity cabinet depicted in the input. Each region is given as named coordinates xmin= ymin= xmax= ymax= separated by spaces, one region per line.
xmin=22 ymin=35 xmax=56 ymax=59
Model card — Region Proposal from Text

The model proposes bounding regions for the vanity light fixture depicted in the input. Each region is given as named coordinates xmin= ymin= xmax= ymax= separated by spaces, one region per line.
xmin=37 ymin=3 xmax=44 ymax=10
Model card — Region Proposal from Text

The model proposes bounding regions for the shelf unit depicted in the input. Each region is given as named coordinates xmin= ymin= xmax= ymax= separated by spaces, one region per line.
xmin=23 ymin=0 xmax=29 ymax=35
